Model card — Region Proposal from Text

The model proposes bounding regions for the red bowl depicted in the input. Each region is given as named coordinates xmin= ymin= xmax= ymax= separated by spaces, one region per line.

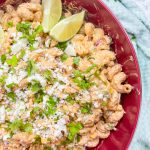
xmin=63 ymin=0 xmax=141 ymax=150
xmin=0 ymin=0 xmax=142 ymax=150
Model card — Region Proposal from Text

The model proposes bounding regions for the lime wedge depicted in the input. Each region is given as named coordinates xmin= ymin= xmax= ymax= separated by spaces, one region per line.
xmin=0 ymin=26 xmax=4 ymax=44
xmin=42 ymin=0 xmax=62 ymax=33
xmin=50 ymin=11 xmax=85 ymax=42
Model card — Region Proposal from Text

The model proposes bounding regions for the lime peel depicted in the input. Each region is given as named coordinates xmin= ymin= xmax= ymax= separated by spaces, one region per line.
xmin=50 ymin=11 xmax=85 ymax=42
xmin=42 ymin=0 xmax=62 ymax=33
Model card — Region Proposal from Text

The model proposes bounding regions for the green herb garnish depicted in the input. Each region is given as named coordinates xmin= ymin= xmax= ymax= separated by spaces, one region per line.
xmin=60 ymin=53 xmax=68 ymax=62
xmin=7 ymin=21 xmax=13 ymax=28
xmin=43 ymin=70 xmax=52 ymax=80
xmin=34 ymin=90 xmax=45 ymax=103
xmin=6 ymin=83 xmax=17 ymax=89
xmin=101 ymin=101 xmax=108 ymax=107
xmin=6 ymin=55 xmax=18 ymax=67
xmin=18 ymin=50 xmax=26 ymax=60
xmin=29 ymin=80 xmax=42 ymax=93
xmin=27 ymin=60 xmax=37 ymax=76
xmin=66 ymin=94 xmax=76 ymax=104
xmin=43 ymin=146 xmax=52 ymax=150
xmin=8 ymin=119 xmax=33 ymax=133
xmin=56 ymin=42 xmax=68 ymax=51
xmin=44 ymin=97 xmax=58 ymax=116
xmin=81 ymin=103 xmax=92 ymax=114
xmin=16 ymin=22 xmax=31 ymax=35
xmin=30 ymin=107 xmax=44 ymax=119
xmin=67 ymin=122 xmax=83 ymax=141
xmin=73 ymin=57 xmax=80 ymax=66
xmin=6 ymin=92 xmax=16 ymax=101
xmin=34 ymin=135 xmax=41 ymax=144
xmin=0 ymin=75 xmax=6 ymax=85
xmin=73 ymin=70 xmax=93 ymax=90
xmin=1 ymin=54 xmax=6 ymax=64
xmin=85 ymin=64 xmax=97 ymax=73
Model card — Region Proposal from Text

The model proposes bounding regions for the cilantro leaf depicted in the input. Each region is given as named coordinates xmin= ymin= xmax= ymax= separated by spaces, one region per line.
xmin=73 ymin=57 xmax=80 ymax=65
xmin=1 ymin=54 xmax=6 ymax=64
xmin=23 ymin=123 xmax=33 ymax=132
xmin=18 ymin=50 xmax=26 ymax=60
xmin=66 ymin=94 xmax=76 ymax=104
xmin=85 ymin=64 xmax=97 ymax=73
xmin=56 ymin=42 xmax=68 ymax=51
xmin=34 ymin=90 xmax=45 ymax=103
xmin=6 ymin=92 xmax=16 ymax=101
xmin=29 ymin=80 xmax=42 ymax=93
xmin=8 ymin=119 xmax=33 ymax=133
xmin=44 ymin=97 xmax=58 ymax=116
xmin=81 ymin=103 xmax=92 ymax=114
xmin=6 ymin=83 xmax=17 ymax=89
xmin=16 ymin=22 xmax=31 ymax=35
xmin=7 ymin=21 xmax=13 ymax=28
xmin=44 ymin=146 xmax=53 ymax=150
xmin=60 ymin=53 xmax=68 ymax=62
xmin=30 ymin=107 xmax=44 ymax=119
xmin=73 ymin=70 xmax=93 ymax=89
xmin=27 ymin=60 xmax=37 ymax=76
xmin=0 ymin=75 xmax=6 ymax=85
xmin=6 ymin=55 xmax=18 ymax=67
xmin=34 ymin=135 xmax=41 ymax=144
xmin=44 ymin=147 xmax=52 ymax=150
xmin=43 ymin=70 xmax=52 ymax=80
xmin=67 ymin=122 xmax=83 ymax=141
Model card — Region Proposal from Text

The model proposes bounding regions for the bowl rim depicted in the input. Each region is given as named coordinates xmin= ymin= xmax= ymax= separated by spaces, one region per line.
xmin=97 ymin=0 xmax=142 ymax=149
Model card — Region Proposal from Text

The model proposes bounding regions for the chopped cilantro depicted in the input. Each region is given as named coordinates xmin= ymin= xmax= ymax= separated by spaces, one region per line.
xmin=23 ymin=123 xmax=33 ymax=132
xmin=17 ymin=23 xmax=43 ymax=46
xmin=66 ymin=94 xmax=75 ymax=104
xmin=73 ymin=70 xmax=93 ymax=89
xmin=1 ymin=54 xmax=6 ymax=64
xmin=34 ymin=90 xmax=45 ymax=103
xmin=30 ymin=107 xmax=44 ymax=119
xmin=85 ymin=64 xmax=97 ymax=73
xmin=101 ymin=101 xmax=108 ymax=107
xmin=29 ymin=80 xmax=42 ymax=93
xmin=56 ymin=42 xmax=68 ymax=51
xmin=0 ymin=75 xmax=6 ymax=85
xmin=16 ymin=22 xmax=31 ymax=35
xmin=7 ymin=21 xmax=13 ymax=28
xmin=8 ymin=119 xmax=33 ymax=133
xmin=27 ymin=60 xmax=37 ymax=76
xmin=73 ymin=70 xmax=83 ymax=78
xmin=44 ymin=97 xmax=58 ymax=116
xmin=26 ymin=25 xmax=43 ymax=45
xmin=29 ymin=45 xmax=36 ymax=51
xmin=6 ymin=55 xmax=18 ymax=67
xmin=33 ymin=25 xmax=43 ymax=36
xmin=81 ymin=103 xmax=92 ymax=114
xmin=60 ymin=53 xmax=68 ymax=62
xmin=18 ymin=50 xmax=26 ymax=60
xmin=34 ymin=135 xmax=41 ymax=144
xmin=6 ymin=83 xmax=17 ymax=89
xmin=43 ymin=70 xmax=52 ymax=80
xmin=73 ymin=57 xmax=80 ymax=65
xmin=43 ymin=147 xmax=52 ymax=150
xmin=67 ymin=122 xmax=83 ymax=141
xmin=6 ymin=92 xmax=16 ymax=101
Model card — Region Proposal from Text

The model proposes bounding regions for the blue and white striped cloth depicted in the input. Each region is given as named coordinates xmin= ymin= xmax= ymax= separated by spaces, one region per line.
xmin=102 ymin=0 xmax=150 ymax=149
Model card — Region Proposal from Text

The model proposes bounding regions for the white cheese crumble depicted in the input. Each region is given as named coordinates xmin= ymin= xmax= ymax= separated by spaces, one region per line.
xmin=28 ymin=73 xmax=46 ymax=87
xmin=0 ymin=106 xmax=5 ymax=123
xmin=11 ymin=38 xmax=28 ymax=55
